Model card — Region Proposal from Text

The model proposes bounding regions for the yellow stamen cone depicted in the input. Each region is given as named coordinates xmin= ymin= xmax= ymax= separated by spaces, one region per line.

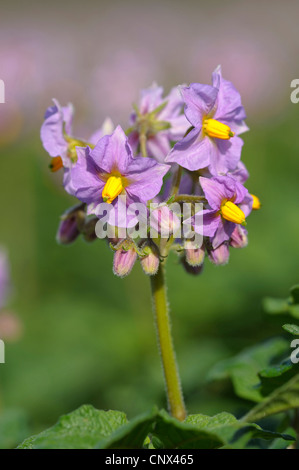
xmin=220 ymin=200 xmax=246 ymax=225
xmin=102 ymin=176 xmax=123 ymax=203
xmin=251 ymin=194 xmax=261 ymax=210
xmin=203 ymin=119 xmax=235 ymax=140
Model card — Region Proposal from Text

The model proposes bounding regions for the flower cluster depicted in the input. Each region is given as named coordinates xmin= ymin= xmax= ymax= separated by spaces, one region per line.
xmin=41 ymin=66 xmax=260 ymax=276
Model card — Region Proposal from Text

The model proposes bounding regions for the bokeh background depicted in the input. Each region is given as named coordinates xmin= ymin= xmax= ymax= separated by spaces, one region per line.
xmin=1 ymin=0 xmax=299 ymax=446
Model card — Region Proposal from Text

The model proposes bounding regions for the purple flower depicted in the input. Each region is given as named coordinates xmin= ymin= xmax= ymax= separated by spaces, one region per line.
xmin=41 ymin=99 xmax=75 ymax=169
xmin=192 ymin=176 xmax=252 ymax=249
xmin=67 ymin=126 xmax=170 ymax=220
xmin=0 ymin=250 xmax=10 ymax=310
xmin=41 ymin=99 xmax=114 ymax=171
xmin=166 ymin=66 xmax=248 ymax=174
xmin=128 ymin=83 xmax=189 ymax=162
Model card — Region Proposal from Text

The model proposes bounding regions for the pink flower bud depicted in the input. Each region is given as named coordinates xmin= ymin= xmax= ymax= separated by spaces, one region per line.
xmin=184 ymin=240 xmax=205 ymax=267
xmin=113 ymin=248 xmax=137 ymax=278
xmin=140 ymin=244 xmax=160 ymax=276
xmin=230 ymin=226 xmax=248 ymax=249
xmin=150 ymin=205 xmax=180 ymax=238
xmin=208 ymin=243 xmax=230 ymax=265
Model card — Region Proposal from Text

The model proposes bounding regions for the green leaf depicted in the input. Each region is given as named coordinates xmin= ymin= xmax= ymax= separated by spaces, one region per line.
xmin=153 ymin=410 xmax=294 ymax=449
xmin=263 ymin=285 xmax=299 ymax=319
xmin=207 ymin=338 xmax=289 ymax=402
xmin=95 ymin=407 xmax=158 ymax=449
xmin=18 ymin=405 xmax=128 ymax=449
xmin=283 ymin=324 xmax=299 ymax=336
xmin=242 ymin=369 xmax=299 ymax=423
xmin=268 ymin=427 xmax=297 ymax=449
xmin=17 ymin=405 xmax=295 ymax=450
xmin=290 ymin=285 xmax=299 ymax=304
xmin=263 ymin=297 xmax=290 ymax=315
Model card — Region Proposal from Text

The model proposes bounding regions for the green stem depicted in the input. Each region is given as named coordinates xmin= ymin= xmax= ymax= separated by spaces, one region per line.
xmin=173 ymin=194 xmax=205 ymax=203
xmin=170 ymin=165 xmax=182 ymax=198
xmin=150 ymin=265 xmax=186 ymax=421
xmin=140 ymin=131 xmax=148 ymax=158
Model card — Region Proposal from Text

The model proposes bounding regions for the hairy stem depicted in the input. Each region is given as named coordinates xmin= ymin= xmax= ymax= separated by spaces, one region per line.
xmin=140 ymin=132 xmax=148 ymax=158
xmin=150 ymin=265 xmax=186 ymax=421
xmin=170 ymin=165 xmax=182 ymax=198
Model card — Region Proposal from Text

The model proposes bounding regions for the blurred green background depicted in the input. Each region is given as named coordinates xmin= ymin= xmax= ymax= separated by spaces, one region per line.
xmin=0 ymin=0 xmax=299 ymax=446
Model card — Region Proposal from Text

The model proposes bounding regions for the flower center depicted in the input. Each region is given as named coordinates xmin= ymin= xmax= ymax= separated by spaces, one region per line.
xmin=102 ymin=176 xmax=124 ymax=203
xmin=203 ymin=119 xmax=235 ymax=140
xmin=251 ymin=194 xmax=261 ymax=210
xmin=220 ymin=200 xmax=246 ymax=225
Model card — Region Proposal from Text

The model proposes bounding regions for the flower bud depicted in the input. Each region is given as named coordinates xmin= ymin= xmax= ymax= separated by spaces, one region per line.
xmin=140 ymin=243 xmax=160 ymax=276
xmin=208 ymin=243 xmax=230 ymax=265
xmin=113 ymin=248 xmax=137 ymax=278
xmin=150 ymin=205 xmax=180 ymax=238
xmin=184 ymin=240 xmax=205 ymax=267
xmin=56 ymin=204 xmax=86 ymax=245
xmin=56 ymin=216 xmax=80 ymax=245
xmin=230 ymin=226 xmax=248 ymax=249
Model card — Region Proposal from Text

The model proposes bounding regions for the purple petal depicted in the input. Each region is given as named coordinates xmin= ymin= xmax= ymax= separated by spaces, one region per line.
xmin=126 ymin=160 xmax=170 ymax=202
xmin=89 ymin=117 xmax=114 ymax=145
xmin=67 ymin=147 xmax=104 ymax=204
xmin=166 ymin=127 xmax=212 ymax=171
xmin=167 ymin=114 xmax=190 ymax=141
xmin=200 ymin=176 xmax=230 ymax=209
xmin=90 ymin=125 xmax=132 ymax=175
xmin=209 ymin=136 xmax=243 ymax=175
xmin=240 ymin=193 xmax=253 ymax=217
xmin=181 ymin=83 xmax=218 ymax=128
xmin=147 ymin=134 xmax=171 ymax=162
xmin=41 ymin=99 xmax=73 ymax=166
xmin=212 ymin=219 xmax=235 ymax=249
xmin=212 ymin=66 xmax=247 ymax=125
xmin=139 ymin=83 xmax=164 ymax=114
xmin=158 ymin=86 xmax=184 ymax=120
xmin=211 ymin=175 xmax=248 ymax=205
xmin=229 ymin=161 xmax=249 ymax=184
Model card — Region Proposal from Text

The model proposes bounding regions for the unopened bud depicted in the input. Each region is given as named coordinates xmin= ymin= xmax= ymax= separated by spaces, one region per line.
xmin=208 ymin=243 xmax=230 ymax=265
xmin=150 ymin=205 xmax=180 ymax=238
xmin=113 ymin=248 xmax=137 ymax=278
xmin=56 ymin=204 xmax=86 ymax=245
xmin=140 ymin=243 xmax=160 ymax=276
xmin=230 ymin=226 xmax=248 ymax=249
xmin=184 ymin=240 xmax=205 ymax=267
